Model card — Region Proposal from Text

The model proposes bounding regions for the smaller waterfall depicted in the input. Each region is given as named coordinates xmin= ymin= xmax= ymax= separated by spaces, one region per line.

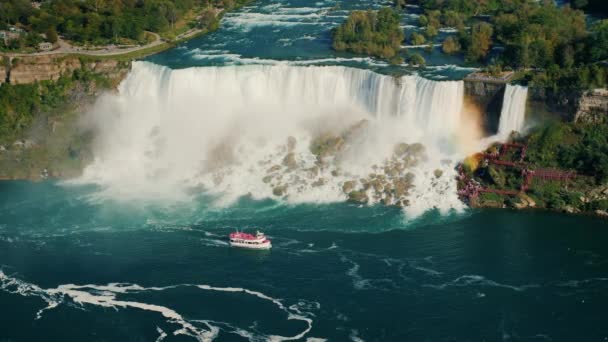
xmin=498 ymin=85 xmax=528 ymax=138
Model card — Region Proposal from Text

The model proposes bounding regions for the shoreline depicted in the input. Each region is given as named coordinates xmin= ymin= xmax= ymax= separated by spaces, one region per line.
xmin=1 ymin=177 xmax=606 ymax=219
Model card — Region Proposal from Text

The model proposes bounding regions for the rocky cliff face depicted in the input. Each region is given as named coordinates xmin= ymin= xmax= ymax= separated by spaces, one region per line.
xmin=463 ymin=77 xmax=507 ymax=133
xmin=0 ymin=64 xmax=6 ymax=84
xmin=527 ymin=87 xmax=581 ymax=122
xmin=6 ymin=55 xmax=130 ymax=85
xmin=574 ymin=89 xmax=608 ymax=123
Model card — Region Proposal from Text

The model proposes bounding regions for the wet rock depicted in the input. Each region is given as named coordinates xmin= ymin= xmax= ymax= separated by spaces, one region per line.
xmin=312 ymin=178 xmax=326 ymax=187
xmin=360 ymin=179 xmax=371 ymax=191
xmin=406 ymin=143 xmax=426 ymax=157
xmin=267 ymin=165 xmax=281 ymax=173
xmin=394 ymin=178 xmax=413 ymax=198
xmin=348 ymin=190 xmax=369 ymax=203
xmin=595 ymin=210 xmax=608 ymax=217
xmin=342 ymin=180 xmax=356 ymax=193
xmin=385 ymin=166 xmax=399 ymax=178
xmin=404 ymin=172 xmax=415 ymax=183
xmin=397 ymin=198 xmax=410 ymax=207
xmin=394 ymin=143 xmax=410 ymax=157
xmin=371 ymin=179 xmax=384 ymax=192
xmin=310 ymin=133 xmax=345 ymax=162
xmin=306 ymin=166 xmax=320 ymax=178
xmin=517 ymin=194 xmax=536 ymax=208
xmin=331 ymin=169 xmax=340 ymax=177
xmin=262 ymin=175 xmax=272 ymax=184
xmin=273 ymin=185 xmax=288 ymax=197
xmin=282 ymin=152 xmax=297 ymax=170
xmin=381 ymin=195 xmax=394 ymax=206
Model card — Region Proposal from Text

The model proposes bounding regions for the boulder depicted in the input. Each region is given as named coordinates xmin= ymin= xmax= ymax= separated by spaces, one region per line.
xmin=406 ymin=143 xmax=426 ymax=157
xmin=342 ymin=180 xmax=356 ymax=193
xmin=404 ymin=172 xmax=415 ymax=183
xmin=393 ymin=179 xmax=412 ymax=198
xmin=434 ymin=169 xmax=443 ymax=178
xmin=348 ymin=190 xmax=369 ymax=203
xmin=273 ymin=185 xmax=288 ymax=197
xmin=595 ymin=210 xmax=608 ymax=218
xmin=312 ymin=178 xmax=326 ymax=187
xmin=306 ymin=166 xmax=320 ymax=178
xmin=384 ymin=166 xmax=399 ymax=178
xmin=394 ymin=143 xmax=409 ymax=157
xmin=282 ymin=152 xmax=297 ymax=170
xmin=267 ymin=165 xmax=281 ymax=173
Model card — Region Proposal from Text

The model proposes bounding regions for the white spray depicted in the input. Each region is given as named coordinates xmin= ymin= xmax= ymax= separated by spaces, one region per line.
xmin=498 ymin=84 xmax=528 ymax=138
xmin=76 ymin=62 xmax=471 ymax=216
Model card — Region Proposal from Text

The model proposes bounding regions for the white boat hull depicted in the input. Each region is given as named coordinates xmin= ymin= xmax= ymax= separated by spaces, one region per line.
xmin=230 ymin=240 xmax=272 ymax=249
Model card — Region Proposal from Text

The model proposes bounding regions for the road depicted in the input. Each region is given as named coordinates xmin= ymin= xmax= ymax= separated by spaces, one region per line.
xmin=3 ymin=31 xmax=168 ymax=58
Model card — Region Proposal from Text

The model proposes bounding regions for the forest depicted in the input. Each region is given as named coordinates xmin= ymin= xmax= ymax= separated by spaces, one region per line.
xmin=332 ymin=7 xmax=405 ymax=63
xmin=0 ymin=0 xmax=250 ymax=48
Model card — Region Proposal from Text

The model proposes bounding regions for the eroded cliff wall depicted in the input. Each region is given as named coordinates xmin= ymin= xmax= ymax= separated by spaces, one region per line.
xmin=3 ymin=55 xmax=130 ymax=85
xmin=0 ymin=64 xmax=6 ymax=84
xmin=574 ymin=89 xmax=608 ymax=123
xmin=463 ymin=76 xmax=508 ymax=133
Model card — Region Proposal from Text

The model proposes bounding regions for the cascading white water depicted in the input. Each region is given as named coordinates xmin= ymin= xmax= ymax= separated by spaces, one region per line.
xmin=498 ymin=84 xmax=528 ymax=138
xmin=77 ymin=61 xmax=470 ymax=216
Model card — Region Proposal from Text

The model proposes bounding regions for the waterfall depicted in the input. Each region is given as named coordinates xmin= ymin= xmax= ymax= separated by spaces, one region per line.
xmin=76 ymin=62 xmax=470 ymax=216
xmin=498 ymin=84 xmax=528 ymax=138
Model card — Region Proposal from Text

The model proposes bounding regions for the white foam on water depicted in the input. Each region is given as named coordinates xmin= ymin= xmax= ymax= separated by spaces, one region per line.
xmin=349 ymin=329 xmax=365 ymax=342
xmin=0 ymin=270 xmax=315 ymax=341
xmin=156 ymin=327 xmax=168 ymax=342
xmin=426 ymin=274 xmax=540 ymax=292
xmin=338 ymin=254 xmax=397 ymax=291
xmin=223 ymin=12 xmax=323 ymax=31
xmin=401 ymin=44 xmax=442 ymax=48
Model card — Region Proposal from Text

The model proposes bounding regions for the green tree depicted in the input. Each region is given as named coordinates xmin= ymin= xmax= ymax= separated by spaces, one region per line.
xmin=442 ymin=36 xmax=461 ymax=54
xmin=410 ymin=32 xmax=426 ymax=45
xmin=394 ymin=0 xmax=406 ymax=10
xmin=46 ymin=27 xmax=58 ymax=43
xmin=409 ymin=53 xmax=426 ymax=66
xmin=332 ymin=8 xmax=404 ymax=61
xmin=466 ymin=22 xmax=493 ymax=62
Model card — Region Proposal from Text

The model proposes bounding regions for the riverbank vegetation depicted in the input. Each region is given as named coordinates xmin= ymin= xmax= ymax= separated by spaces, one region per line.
xmin=0 ymin=67 xmax=122 ymax=179
xmin=332 ymin=7 xmax=405 ymax=63
xmin=461 ymin=122 xmax=608 ymax=215
xmin=0 ymin=0 xmax=252 ymax=51
xmin=395 ymin=0 xmax=608 ymax=90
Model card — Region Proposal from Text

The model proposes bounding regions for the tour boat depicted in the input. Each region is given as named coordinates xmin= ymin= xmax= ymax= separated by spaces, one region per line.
xmin=229 ymin=230 xmax=272 ymax=250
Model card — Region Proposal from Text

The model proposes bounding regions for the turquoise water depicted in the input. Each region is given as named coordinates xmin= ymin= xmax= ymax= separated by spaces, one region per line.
xmin=146 ymin=0 xmax=477 ymax=80
xmin=3 ymin=1 xmax=608 ymax=341
xmin=1 ymin=181 xmax=608 ymax=341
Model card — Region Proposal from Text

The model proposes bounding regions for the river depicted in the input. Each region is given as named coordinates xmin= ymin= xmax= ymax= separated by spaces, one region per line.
xmin=1 ymin=0 xmax=608 ymax=341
